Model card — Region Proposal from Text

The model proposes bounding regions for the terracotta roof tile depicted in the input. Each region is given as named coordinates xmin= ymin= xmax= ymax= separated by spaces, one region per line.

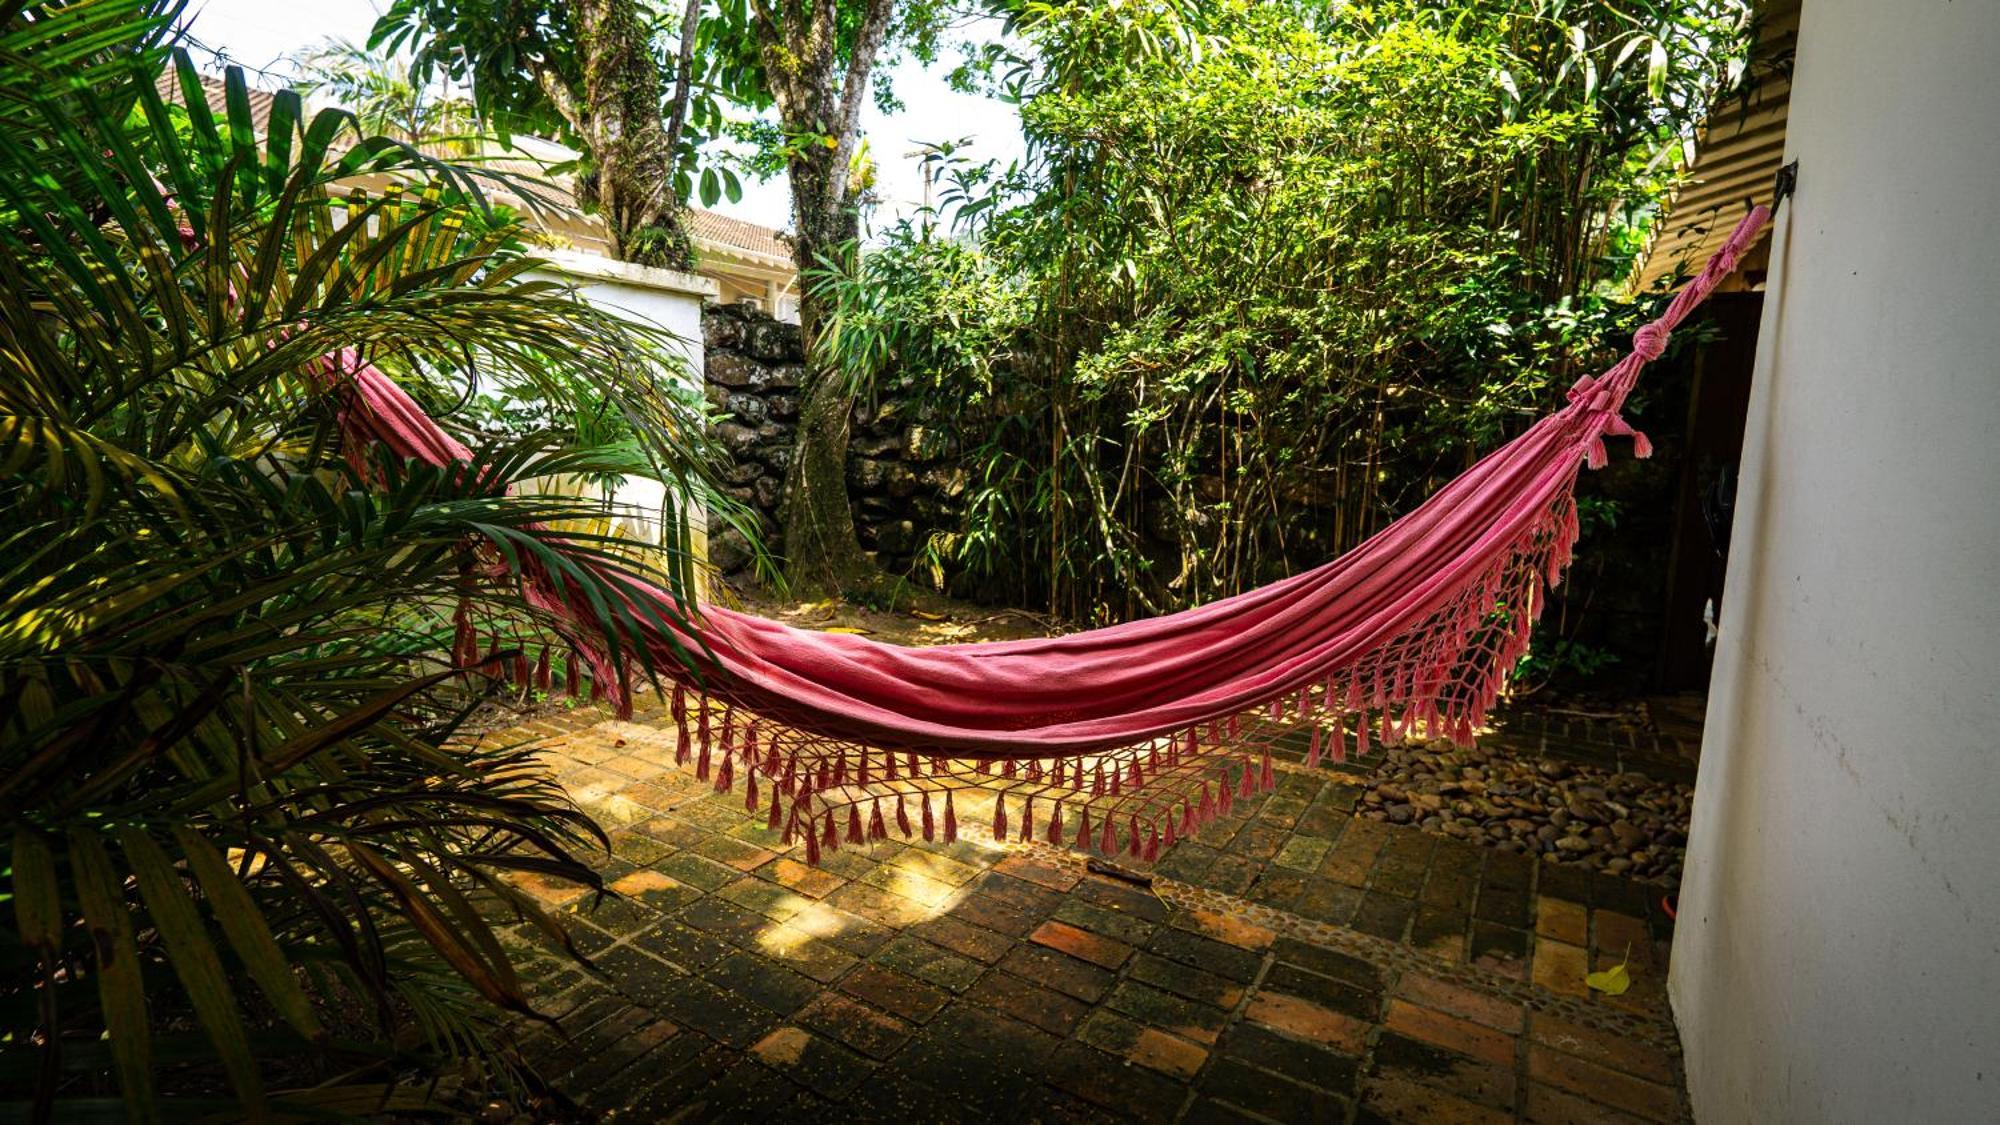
xmin=153 ymin=71 xmax=278 ymax=137
xmin=684 ymin=207 xmax=792 ymax=261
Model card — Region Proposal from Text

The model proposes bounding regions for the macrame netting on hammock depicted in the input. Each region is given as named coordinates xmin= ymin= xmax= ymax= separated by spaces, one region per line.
xmin=337 ymin=206 xmax=1769 ymax=866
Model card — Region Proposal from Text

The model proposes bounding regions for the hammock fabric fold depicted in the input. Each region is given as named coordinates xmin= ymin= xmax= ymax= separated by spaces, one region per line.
xmin=338 ymin=206 xmax=1768 ymax=865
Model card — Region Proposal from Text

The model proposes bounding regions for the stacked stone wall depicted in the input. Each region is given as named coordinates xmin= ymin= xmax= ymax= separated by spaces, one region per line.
xmin=701 ymin=301 xmax=955 ymax=577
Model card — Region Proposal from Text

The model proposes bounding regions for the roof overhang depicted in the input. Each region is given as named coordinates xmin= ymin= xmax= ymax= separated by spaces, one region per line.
xmin=694 ymin=239 xmax=797 ymax=279
xmin=1632 ymin=0 xmax=1799 ymax=292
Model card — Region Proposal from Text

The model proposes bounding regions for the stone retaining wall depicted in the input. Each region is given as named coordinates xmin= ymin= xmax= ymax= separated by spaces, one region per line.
xmin=701 ymin=300 xmax=953 ymax=577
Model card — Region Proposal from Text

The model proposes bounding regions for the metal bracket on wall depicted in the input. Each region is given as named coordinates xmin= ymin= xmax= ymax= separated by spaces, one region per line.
xmin=1772 ymin=160 xmax=1800 ymax=206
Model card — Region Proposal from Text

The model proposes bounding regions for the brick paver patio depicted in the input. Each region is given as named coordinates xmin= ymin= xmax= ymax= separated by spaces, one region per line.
xmin=488 ymin=700 xmax=1689 ymax=1123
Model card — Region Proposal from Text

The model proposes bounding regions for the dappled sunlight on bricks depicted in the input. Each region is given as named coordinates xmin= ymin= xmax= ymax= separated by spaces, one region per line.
xmin=858 ymin=861 xmax=958 ymax=909
xmin=473 ymin=705 xmax=1695 ymax=1122
xmin=779 ymin=898 xmax=897 ymax=947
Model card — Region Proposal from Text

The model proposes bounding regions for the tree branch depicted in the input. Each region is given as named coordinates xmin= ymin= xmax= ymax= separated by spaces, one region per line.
xmin=745 ymin=0 xmax=795 ymax=113
xmin=662 ymin=0 xmax=703 ymax=160
xmin=829 ymin=0 xmax=894 ymax=203
xmin=530 ymin=61 xmax=584 ymax=139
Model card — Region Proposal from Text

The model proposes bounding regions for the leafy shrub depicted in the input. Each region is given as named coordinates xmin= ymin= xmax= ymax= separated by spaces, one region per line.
xmin=819 ymin=0 xmax=1751 ymax=625
xmin=0 ymin=1 xmax=733 ymax=1114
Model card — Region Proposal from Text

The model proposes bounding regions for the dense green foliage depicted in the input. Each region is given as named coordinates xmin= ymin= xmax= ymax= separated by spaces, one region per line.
xmin=373 ymin=0 xmax=966 ymax=593
xmin=820 ymin=0 xmax=1752 ymax=623
xmin=295 ymin=38 xmax=478 ymax=148
xmin=0 ymin=1 xmax=736 ymax=1114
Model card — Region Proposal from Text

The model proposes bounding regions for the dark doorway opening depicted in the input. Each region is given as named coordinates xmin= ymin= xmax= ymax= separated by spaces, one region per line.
xmin=1656 ymin=292 xmax=1763 ymax=692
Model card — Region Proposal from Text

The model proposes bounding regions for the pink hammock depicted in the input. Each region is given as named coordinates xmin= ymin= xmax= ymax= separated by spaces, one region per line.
xmin=338 ymin=207 xmax=1768 ymax=864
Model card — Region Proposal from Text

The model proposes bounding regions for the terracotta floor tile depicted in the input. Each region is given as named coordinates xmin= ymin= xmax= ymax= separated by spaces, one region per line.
xmin=1529 ymin=1045 xmax=1680 ymax=1122
xmin=1529 ymin=1011 xmax=1677 ymax=1085
xmin=1243 ymin=992 xmax=1369 ymax=1053
xmin=1531 ymin=938 xmax=1591 ymax=997
xmin=1393 ymin=971 xmax=1527 ymax=1034
xmin=1030 ymin=919 xmax=1135 ymax=970
xmin=493 ymin=706 xmax=1695 ymax=1125
xmin=1384 ymin=998 xmax=1518 ymax=1067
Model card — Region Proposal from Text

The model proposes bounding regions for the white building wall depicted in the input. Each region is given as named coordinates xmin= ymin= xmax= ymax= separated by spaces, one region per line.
xmin=1669 ymin=2 xmax=2000 ymax=1122
xmin=530 ymin=254 xmax=717 ymax=582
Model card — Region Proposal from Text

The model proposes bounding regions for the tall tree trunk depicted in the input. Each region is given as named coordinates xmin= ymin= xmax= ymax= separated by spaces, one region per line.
xmin=572 ymin=0 xmax=695 ymax=269
xmin=781 ymin=142 xmax=871 ymax=592
xmin=754 ymin=0 xmax=896 ymax=596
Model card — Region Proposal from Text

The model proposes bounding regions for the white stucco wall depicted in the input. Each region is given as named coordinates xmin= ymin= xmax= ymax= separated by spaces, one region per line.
xmin=1669 ymin=2 xmax=2000 ymax=1122
xmin=530 ymin=254 xmax=716 ymax=576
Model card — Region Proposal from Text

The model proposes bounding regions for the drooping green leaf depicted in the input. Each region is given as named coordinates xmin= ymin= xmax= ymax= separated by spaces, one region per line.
xmin=68 ymin=831 xmax=159 ymax=1124
xmin=117 ymin=827 xmax=269 ymax=1118
xmin=171 ymin=827 xmax=326 ymax=1043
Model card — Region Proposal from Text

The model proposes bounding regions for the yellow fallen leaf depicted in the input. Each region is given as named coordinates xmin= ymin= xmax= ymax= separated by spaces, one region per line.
xmin=1586 ymin=948 xmax=1632 ymax=996
xmin=909 ymin=609 xmax=948 ymax=622
xmin=822 ymin=625 xmax=872 ymax=635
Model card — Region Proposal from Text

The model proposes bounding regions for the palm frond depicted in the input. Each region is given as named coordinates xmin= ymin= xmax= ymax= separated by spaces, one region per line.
xmin=0 ymin=0 xmax=748 ymax=1113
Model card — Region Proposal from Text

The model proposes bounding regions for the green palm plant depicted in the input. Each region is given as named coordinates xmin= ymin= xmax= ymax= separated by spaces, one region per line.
xmin=295 ymin=38 xmax=477 ymax=152
xmin=0 ymin=0 xmax=739 ymax=1116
